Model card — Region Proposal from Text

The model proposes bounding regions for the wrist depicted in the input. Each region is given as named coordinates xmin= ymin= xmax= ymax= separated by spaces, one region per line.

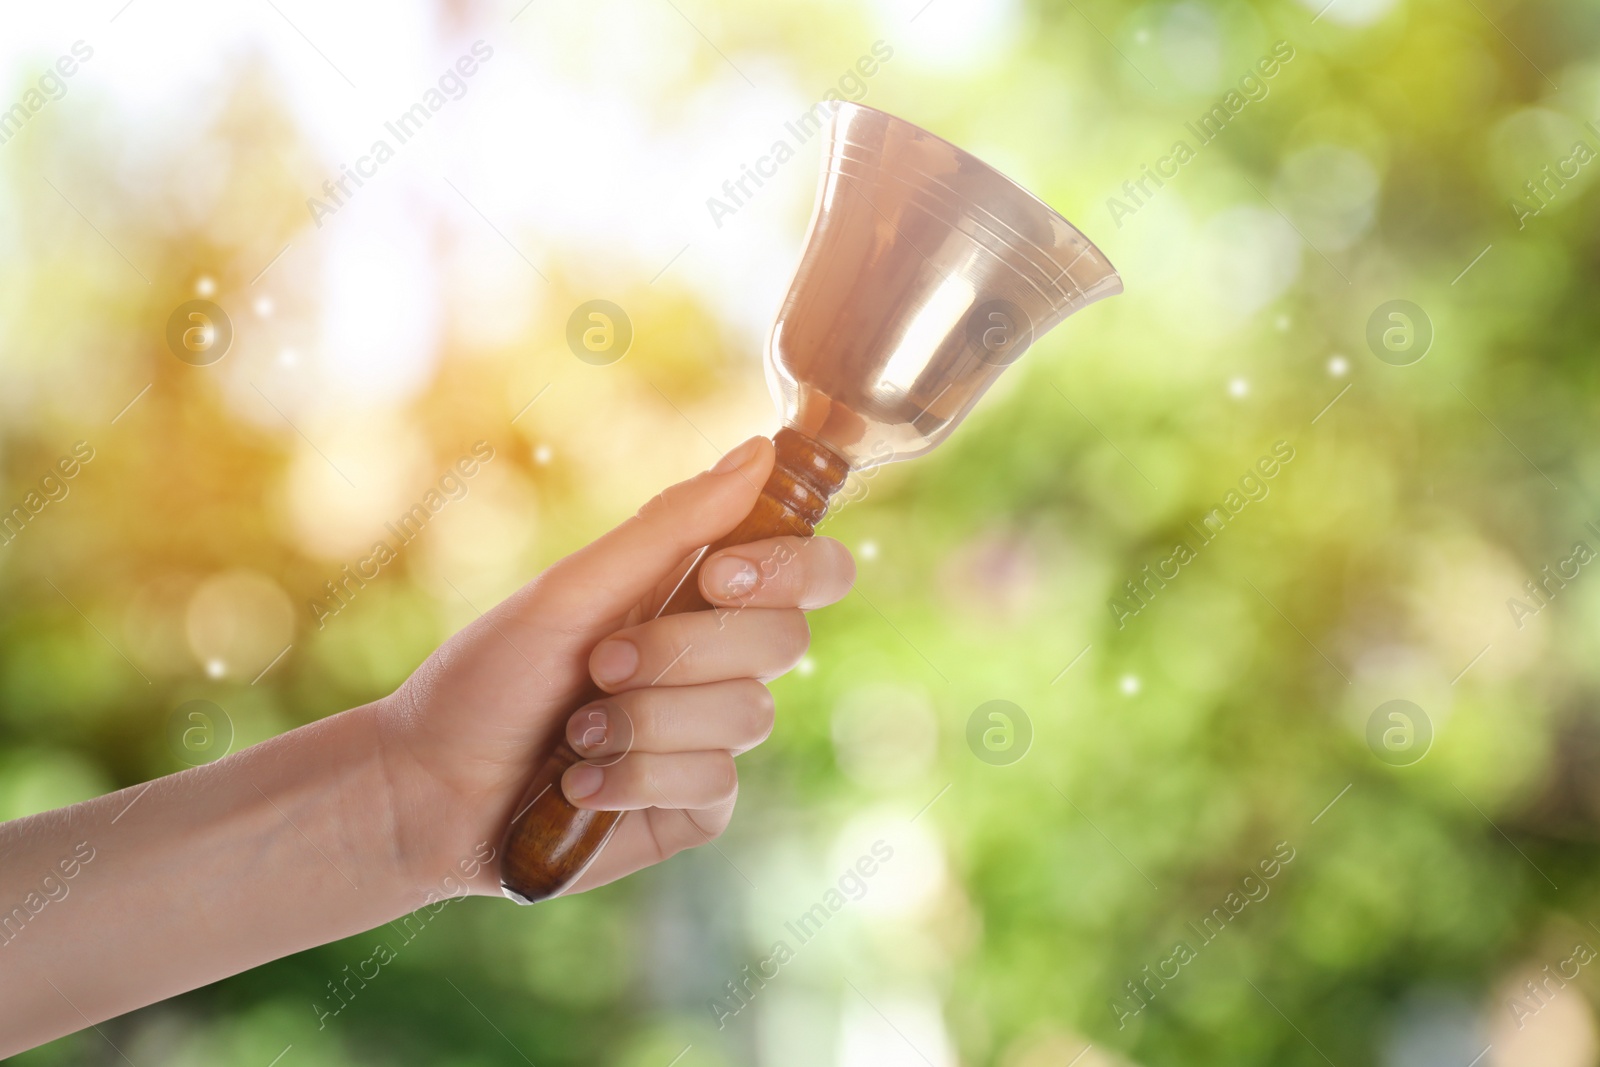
xmin=322 ymin=698 xmax=416 ymax=904
xmin=283 ymin=698 xmax=443 ymax=918
xmin=365 ymin=690 xmax=509 ymax=904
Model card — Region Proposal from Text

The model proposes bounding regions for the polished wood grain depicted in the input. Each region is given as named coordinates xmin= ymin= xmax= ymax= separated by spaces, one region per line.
xmin=498 ymin=428 xmax=853 ymax=903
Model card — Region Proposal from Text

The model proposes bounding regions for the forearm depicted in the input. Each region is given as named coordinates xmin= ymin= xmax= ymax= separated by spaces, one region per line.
xmin=0 ymin=700 xmax=418 ymax=1055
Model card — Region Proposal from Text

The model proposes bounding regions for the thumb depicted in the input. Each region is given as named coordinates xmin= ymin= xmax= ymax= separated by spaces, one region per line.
xmin=529 ymin=436 xmax=774 ymax=628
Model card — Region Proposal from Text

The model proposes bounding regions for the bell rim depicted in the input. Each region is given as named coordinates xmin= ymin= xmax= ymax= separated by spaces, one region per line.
xmin=829 ymin=101 xmax=1123 ymax=300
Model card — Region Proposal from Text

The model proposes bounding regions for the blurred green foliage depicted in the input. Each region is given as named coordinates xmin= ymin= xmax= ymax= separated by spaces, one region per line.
xmin=6 ymin=0 xmax=1600 ymax=1064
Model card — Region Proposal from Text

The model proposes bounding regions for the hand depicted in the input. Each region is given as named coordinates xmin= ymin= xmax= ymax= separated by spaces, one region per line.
xmin=376 ymin=436 xmax=856 ymax=898
xmin=0 ymin=435 xmax=854 ymax=1052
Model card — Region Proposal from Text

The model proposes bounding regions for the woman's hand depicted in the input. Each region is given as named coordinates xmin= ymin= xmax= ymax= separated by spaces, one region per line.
xmin=0 ymin=435 xmax=855 ymax=1054
xmin=375 ymin=436 xmax=856 ymax=897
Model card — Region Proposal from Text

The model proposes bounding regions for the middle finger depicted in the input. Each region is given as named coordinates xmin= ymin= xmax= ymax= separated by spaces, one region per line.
xmin=588 ymin=607 xmax=809 ymax=692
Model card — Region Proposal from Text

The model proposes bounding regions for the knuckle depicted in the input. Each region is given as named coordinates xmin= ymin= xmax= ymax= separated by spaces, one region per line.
xmin=630 ymin=687 xmax=674 ymax=742
xmin=777 ymin=609 xmax=810 ymax=654
xmin=519 ymin=566 xmax=590 ymax=632
xmin=751 ymin=555 xmax=781 ymax=581
xmin=795 ymin=538 xmax=853 ymax=607
xmin=660 ymin=636 xmax=697 ymax=681
xmin=788 ymin=551 xmax=820 ymax=598
xmin=633 ymin=486 xmax=676 ymax=524
xmin=762 ymin=539 xmax=800 ymax=582
xmin=615 ymin=756 xmax=649 ymax=796
xmin=709 ymin=753 xmax=740 ymax=800
xmin=635 ymin=477 xmax=703 ymax=528
xmin=704 ymin=751 xmax=739 ymax=799
xmin=607 ymin=696 xmax=645 ymax=753
xmin=681 ymin=804 xmax=731 ymax=845
xmin=743 ymin=680 xmax=776 ymax=742
xmin=827 ymin=538 xmax=858 ymax=586
xmin=623 ymin=684 xmax=655 ymax=719
xmin=625 ymin=617 xmax=692 ymax=669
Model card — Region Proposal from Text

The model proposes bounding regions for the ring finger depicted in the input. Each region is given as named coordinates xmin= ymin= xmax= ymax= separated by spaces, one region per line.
xmin=561 ymin=750 xmax=738 ymax=812
xmin=565 ymin=679 xmax=775 ymax=760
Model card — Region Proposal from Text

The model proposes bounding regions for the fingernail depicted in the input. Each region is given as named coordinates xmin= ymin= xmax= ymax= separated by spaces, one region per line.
xmin=570 ymin=704 xmax=610 ymax=754
xmin=591 ymin=639 xmax=639 ymax=687
xmin=563 ymin=763 xmax=604 ymax=801
xmin=711 ymin=437 xmax=762 ymax=474
xmin=704 ymin=556 xmax=759 ymax=598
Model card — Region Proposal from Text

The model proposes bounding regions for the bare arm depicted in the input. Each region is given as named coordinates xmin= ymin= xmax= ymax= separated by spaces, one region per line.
xmin=0 ymin=702 xmax=414 ymax=1054
xmin=0 ymin=437 xmax=856 ymax=1055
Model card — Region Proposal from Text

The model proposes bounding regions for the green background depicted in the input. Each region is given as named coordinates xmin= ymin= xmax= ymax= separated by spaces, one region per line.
xmin=4 ymin=0 xmax=1600 ymax=1063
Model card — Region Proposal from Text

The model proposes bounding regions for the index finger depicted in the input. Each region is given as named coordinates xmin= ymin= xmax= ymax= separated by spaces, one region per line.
xmin=697 ymin=536 xmax=855 ymax=610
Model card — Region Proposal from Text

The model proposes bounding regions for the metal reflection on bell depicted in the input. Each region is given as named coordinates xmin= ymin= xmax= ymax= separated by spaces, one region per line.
xmin=767 ymin=101 xmax=1123 ymax=470
xmin=495 ymin=101 xmax=1121 ymax=907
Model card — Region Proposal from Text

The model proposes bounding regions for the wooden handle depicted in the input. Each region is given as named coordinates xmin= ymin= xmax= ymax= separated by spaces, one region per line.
xmin=498 ymin=428 xmax=853 ymax=903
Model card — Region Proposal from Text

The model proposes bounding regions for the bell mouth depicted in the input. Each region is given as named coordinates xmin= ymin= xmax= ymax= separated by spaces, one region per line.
xmin=826 ymin=101 xmax=1122 ymax=321
xmin=766 ymin=101 xmax=1122 ymax=470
